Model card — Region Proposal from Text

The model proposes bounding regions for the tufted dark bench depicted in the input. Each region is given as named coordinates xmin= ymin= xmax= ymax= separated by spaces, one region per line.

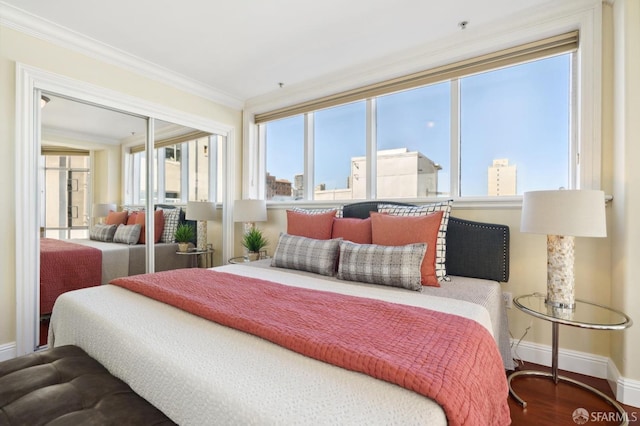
xmin=0 ymin=345 xmax=175 ymax=426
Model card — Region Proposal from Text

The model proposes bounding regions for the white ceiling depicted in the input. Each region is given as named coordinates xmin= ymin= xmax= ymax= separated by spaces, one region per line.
xmin=3 ymin=0 xmax=559 ymax=103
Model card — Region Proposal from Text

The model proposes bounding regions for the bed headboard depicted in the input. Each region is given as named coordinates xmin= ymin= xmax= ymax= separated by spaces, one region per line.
xmin=341 ymin=201 xmax=510 ymax=282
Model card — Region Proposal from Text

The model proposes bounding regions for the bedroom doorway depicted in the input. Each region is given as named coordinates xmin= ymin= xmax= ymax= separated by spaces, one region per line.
xmin=16 ymin=64 xmax=236 ymax=355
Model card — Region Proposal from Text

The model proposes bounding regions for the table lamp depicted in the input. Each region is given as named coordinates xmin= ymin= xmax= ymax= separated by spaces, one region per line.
xmin=93 ymin=203 xmax=116 ymax=224
xmin=520 ymin=190 xmax=606 ymax=309
xmin=233 ymin=199 xmax=267 ymax=259
xmin=233 ymin=199 xmax=267 ymax=233
xmin=186 ymin=201 xmax=216 ymax=251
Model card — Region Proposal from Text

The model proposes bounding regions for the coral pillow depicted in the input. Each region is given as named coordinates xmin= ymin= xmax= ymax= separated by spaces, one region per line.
xmin=135 ymin=210 xmax=165 ymax=244
xmin=286 ymin=210 xmax=336 ymax=240
xmin=105 ymin=210 xmax=127 ymax=226
xmin=331 ymin=217 xmax=372 ymax=244
xmin=370 ymin=211 xmax=444 ymax=287
xmin=126 ymin=211 xmax=139 ymax=225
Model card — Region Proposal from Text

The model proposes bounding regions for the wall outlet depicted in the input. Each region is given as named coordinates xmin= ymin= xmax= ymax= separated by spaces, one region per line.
xmin=502 ymin=292 xmax=513 ymax=309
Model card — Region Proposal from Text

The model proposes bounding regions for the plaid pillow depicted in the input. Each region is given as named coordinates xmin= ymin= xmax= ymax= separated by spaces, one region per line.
xmin=113 ymin=224 xmax=141 ymax=245
xmin=290 ymin=206 xmax=343 ymax=218
xmin=89 ymin=224 xmax=117 ymax=242
xmin=377 ymin=200 xmax=453 ymax=281
xmin=337 ymin=241 xmax=427 ymax=291
xmin=271 ymin=233 xmax=341 ymax=276
xmin=159 ymin=207 xmax=182 ymax=243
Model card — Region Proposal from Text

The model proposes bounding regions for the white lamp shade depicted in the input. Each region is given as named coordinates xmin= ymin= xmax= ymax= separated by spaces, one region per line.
xmin=186 ymin=201 xmax=216 ymax=221
xmin=233 ymin=199 xmax=267 ymax=223
xmin=93 ymin=203 xmax=116 ymax=218
xmin=521 ymin=190 xmax=606 ymax=237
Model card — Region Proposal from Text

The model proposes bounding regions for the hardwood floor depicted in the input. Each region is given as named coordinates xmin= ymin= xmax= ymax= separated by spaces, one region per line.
xmin=508 ymin=361 xmax=639 ymax=425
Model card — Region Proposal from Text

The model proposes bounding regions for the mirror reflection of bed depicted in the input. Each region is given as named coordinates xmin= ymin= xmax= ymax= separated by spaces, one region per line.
xmin=38 ymin=95 xmax=221 ymax=346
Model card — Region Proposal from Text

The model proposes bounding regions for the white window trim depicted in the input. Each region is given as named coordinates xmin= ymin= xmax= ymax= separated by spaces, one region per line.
xmin=244 ymin=2 xmax=602 ymax=206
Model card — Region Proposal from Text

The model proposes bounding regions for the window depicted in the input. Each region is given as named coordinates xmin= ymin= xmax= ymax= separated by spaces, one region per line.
xmin=377 ymin=83 xmax=450 ymax=198
xmin=42 ymin=154 xmax=91 ymax=239
xmin=260 ymin=53 xmax=573 ymax=201
xmin=314 ymin=102 xmax=366 ymax=200
xmin=127 ymin=134 xmax=223 ymax=204
xmin=265 ymin=115 xmax=304 ymax=201
xmin=460 ymin=54 xmax=570 ymax=196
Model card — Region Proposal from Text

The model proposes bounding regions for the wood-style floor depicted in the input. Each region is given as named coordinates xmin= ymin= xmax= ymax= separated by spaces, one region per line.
xmin=508 ymin=361 xmax=640 ymax=425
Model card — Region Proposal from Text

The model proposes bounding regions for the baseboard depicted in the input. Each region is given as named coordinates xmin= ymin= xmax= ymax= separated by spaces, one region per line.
xmin=0 ymin=342 xmax=17 ymax=362
xmin=512 ymin=339 xmax=640 ymax=408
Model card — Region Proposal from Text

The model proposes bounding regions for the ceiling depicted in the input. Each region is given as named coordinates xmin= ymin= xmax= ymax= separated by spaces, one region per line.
xmin=3 ymin=0 xmax=560 ymax=103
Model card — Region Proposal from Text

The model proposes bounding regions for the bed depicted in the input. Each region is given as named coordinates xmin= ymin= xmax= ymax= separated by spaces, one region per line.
xmin=48 ymin=201 xmax=512 ymax=425
xmin=40 ymin=204 xmax=195 ymax=316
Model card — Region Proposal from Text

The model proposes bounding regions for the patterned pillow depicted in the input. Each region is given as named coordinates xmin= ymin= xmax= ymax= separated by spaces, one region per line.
xmin=271 ymin=233 xmax=342 ymax=276
xmin=89 ymin=224 xmax=117 ymax=242
xmin=159 ymin=207 xmax=182 ymax=243
xmin=290 ymin=206 xmax=343 ymax=218
xmin=337 ymin=241 xmax=427 ymax=291
xmin=378 ymin=200 xmax=453 ymax=281
xmin=113 ymin=224 xmax=142 ymax=245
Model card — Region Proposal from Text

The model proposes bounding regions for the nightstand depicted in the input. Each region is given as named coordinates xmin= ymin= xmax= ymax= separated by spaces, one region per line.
xmin=508 ymin=293 xmax=632 ymax=419
xmin=176 ymin=248 xmax=214 ymax=268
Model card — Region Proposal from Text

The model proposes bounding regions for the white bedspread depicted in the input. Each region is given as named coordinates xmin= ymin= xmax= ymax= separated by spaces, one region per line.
xmin=49 ymin=265 xmax=498 ymax=425
xmin=67 ymin=239 xmax=129 ymax=284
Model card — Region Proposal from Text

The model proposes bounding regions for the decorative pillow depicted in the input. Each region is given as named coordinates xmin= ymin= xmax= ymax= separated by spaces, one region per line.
xmin=126 ymin=211 xmax=139 ymax=225
xmin=286 ymin=209 xmax=337 ymax=240
xmin=337 ymin=241 xmax=427 ymax=291
xmin=135 ymin=210 xmax=165 ymax=244
xmin=89 ymin=224 xmax=117 ymax=242
xmin=159 ymin=207 xmax=182 ymax=243
xmin=271 ymin=233 xmax=342 ymax=276
xmin=113 ymin=224 xmax=142 ymax=245
xmin=370 ymin=211 xmax=444 ymax=287
xmin=331 ymin=217 xmax=372 ymax=244
xmin=378 ymin=200 xmax=453 ymax=281
xmin=290 ymin=206 xmax=343 ymax=218
xmin=105 ymin=210 xmax=127 ymax=226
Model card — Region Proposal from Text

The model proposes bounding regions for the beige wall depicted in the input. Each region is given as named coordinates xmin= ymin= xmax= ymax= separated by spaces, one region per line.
xmin=0 ymin=24 xmax=242 ymax=347
xmin=610 ymin=0 xmax=640 ymax=381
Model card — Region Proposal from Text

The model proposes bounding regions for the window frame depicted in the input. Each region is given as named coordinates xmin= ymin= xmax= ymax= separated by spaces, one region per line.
xmin=258 ymin=54 xmax=576 ymax=202
xmin=244 ymin=6 xmax=602 ymax=207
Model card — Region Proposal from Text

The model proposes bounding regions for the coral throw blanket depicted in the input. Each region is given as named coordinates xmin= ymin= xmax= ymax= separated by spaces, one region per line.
xmin=40 ymin=238 xmax=102 ymax=315
xmin=112 ymin=269 xmax=510 ymax=426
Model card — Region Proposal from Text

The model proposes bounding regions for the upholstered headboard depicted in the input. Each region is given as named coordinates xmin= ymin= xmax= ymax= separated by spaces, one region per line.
xmin=341 ymin=201 xmax=510 ymax=282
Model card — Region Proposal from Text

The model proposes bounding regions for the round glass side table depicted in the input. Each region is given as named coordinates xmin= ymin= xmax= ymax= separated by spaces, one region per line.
xmin=508 ymin=293 xmax=632 ymax=424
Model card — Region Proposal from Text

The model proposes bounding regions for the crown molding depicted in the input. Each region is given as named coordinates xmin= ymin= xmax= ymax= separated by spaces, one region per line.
xmin=0 ymin=2 xmax=244 ymax=110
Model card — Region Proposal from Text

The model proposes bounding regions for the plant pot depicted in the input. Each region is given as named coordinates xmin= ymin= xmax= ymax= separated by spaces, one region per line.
xmin=247 ymin=252 xmax=260 ymax=261
xmin=178 ymin=243 xmax=189 ymax=253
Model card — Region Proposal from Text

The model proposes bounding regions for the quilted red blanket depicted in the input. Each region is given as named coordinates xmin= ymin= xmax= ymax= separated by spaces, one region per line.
xmin=40 ymin=238 xmax=102 ymax=315
xmin=111 ymin=268 xmax=510 ymax=425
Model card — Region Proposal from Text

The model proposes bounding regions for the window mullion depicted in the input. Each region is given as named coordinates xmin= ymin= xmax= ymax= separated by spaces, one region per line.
xmin=450 ymin=79 xmax=461 ymax=198
xmin=366 ymin=98 xmax=377 ymax=199
xmin=304 ymin=113 xmax=314 ymax=200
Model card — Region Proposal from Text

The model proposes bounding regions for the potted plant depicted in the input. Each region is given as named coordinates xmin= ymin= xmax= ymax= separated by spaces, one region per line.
xmin=242 ymin=227 xmax=268 ymax=261
xmin=174 ymin=223 xmax=195 ymax=252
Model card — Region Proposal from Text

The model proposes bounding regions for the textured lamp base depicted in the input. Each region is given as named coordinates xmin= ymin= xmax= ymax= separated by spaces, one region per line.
xmin=197 ymin=220 xmax=207 ymax=251
xmin=546 ymin=235 xmax=575 ymax=309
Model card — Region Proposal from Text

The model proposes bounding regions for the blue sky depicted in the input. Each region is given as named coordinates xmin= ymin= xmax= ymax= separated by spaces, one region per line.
xmin=265 ymin=54 xmax=570 ymax=197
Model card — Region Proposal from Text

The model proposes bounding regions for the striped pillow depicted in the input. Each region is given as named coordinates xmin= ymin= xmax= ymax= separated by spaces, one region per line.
xmin=271 ymin=233 xmax=341 ymax=276
xmin=377 ymin=200 xmax=452 ymax=281
xmin=113 ymin=224 xmax=142 ymax=245
xmin=337 ymin=241 xmax=427 ymax=291
xmin=89 ymin=224 xmax=117 ymax=242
